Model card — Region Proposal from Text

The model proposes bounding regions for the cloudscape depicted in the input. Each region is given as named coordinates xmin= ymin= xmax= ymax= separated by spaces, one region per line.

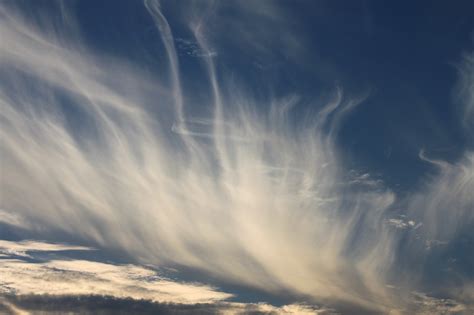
xmin=0 ymin=1 xmax=473 ymax=314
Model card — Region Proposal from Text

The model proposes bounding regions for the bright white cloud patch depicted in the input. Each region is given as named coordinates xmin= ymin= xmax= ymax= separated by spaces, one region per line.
xmin=0 ymin=240 xmax=231 ymax=303
xmin=0 ymin=259 xmax=232 ymax=304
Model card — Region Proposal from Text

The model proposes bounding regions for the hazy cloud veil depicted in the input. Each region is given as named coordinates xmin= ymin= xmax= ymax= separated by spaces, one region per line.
xmin=0 ymin=1 xmax=473 ymax=314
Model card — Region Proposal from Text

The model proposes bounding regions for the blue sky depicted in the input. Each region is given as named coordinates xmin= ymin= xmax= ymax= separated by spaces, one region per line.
xmin=0 ymin=1 xmax=473 ymax=314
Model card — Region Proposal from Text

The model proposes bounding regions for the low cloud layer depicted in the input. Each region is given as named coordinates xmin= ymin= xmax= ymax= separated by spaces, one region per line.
xmin=0 ymin=240 xmax=469 ymax=315
xmin=0 ymin=295 xmax=333 ymax=315
xmin=0 ymin=240 xmax=231 ymax=304
xmin=0 ymin=240 xmax=332 ymax=314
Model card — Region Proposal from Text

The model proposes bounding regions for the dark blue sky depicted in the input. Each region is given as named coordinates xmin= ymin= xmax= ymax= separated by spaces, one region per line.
xmin=63 ymin=0 xmax=474 ymax=192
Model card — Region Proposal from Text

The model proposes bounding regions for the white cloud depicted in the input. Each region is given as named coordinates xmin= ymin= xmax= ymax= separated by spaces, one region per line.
xmin=386 ymin=218 xmax=419 ymax=230
xmin=0 ymin=259 xmax=232 ymax=304
xmin=0 ymin=240 xmax=231 ymax=304
xmin=0 ymin=240 xmax=335 ymax=314
xmin=409 ymin=292 xmax=470 ymax=315
xmin=0 ymin=239 xmax=93 ymax=258
xmin=407 ymin=152 xmax=474 ymax=244
xmin=0 ymin=2 xmax=399 ymax=311
xmin=0 ymin=1 xmax=473 ymax=313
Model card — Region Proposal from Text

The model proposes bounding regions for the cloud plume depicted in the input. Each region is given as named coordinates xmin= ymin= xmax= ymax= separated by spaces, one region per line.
xmin=0 ymin=1 xmax=473 ymax=313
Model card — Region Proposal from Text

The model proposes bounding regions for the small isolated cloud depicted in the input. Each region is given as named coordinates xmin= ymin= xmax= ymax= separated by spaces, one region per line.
xmin=424 ymin=240 xmax=448 ymax=251
xmin=386 ymin=218 xmax=419 ymax=230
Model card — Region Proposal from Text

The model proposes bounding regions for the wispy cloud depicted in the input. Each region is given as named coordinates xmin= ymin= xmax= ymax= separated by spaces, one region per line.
xmin=0 ymin=2 xmax=399 ymax=311
xmin=0 ymin=1 xmax=473 ymax=313
xmin=454 ymin=53 xmax=474 ymax=132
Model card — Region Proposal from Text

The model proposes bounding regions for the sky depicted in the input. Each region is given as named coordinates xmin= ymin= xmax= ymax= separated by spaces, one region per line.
xmin=0 ymin=0 xmax=473 ymax=314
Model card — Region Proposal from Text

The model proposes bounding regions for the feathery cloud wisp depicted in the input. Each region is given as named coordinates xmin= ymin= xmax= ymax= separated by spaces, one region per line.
xmin=0 ymin=1 xmax=473 ymax=313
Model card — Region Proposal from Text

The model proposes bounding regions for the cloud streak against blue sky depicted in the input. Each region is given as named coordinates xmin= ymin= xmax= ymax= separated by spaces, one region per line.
xmin=0 ymin=1 xmax=473 ymax=314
